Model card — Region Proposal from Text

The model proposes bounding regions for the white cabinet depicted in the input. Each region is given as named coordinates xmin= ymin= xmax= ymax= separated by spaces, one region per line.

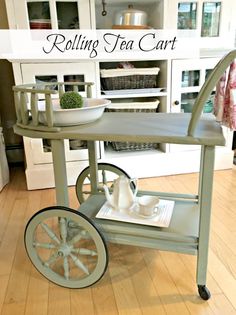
xmin=5 ymin=0 xmax=235 ymax=189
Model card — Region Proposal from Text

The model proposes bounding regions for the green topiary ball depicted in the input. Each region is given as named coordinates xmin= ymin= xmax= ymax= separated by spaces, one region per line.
xmin=60 ymin=91 xmax=83 ymax=109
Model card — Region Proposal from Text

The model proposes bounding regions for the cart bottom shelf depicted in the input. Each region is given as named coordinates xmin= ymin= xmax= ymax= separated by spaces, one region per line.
xmin=78 ymin=195 xmax=200 ymax=255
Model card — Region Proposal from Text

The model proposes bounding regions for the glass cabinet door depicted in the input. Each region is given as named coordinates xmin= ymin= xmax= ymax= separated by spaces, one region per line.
xmin=171 ymin=57 xmax=219 ymax=114
xmin=11 ymin=0 xmax=91 ymax=29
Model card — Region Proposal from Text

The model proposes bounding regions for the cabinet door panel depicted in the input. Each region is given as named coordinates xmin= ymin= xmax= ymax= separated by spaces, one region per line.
xmin=171 ymin=57 xmax=219 ymax=113
xmin=27 ymin=138 xmax=100 ymax=164
xmin=10 ymin=0 xmax=91 ymax=29
xmin=21 ymin=62 xmax=96 ymax=97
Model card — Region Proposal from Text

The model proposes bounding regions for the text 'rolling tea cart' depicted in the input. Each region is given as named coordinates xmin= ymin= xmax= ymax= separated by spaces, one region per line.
xmin=13 ymin=50 xmax=236 ymax=299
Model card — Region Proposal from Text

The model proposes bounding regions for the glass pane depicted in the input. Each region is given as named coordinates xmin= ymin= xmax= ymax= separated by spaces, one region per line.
xmin=181 ymin=92 xmax=198 ymax=112
xmin=64 ymin=75 xmax=85 ymax=92
xmin=201 ymin=2 xmax=221 ymax=37
xmin=27 ymin=1 xmax=51 ymax=29
xmin=204 ymin=93 xmax=214 ymax=113
xmin=181 ymin=70 xmax=200 ymax=87
xmin=35 ymin=75 xmax=58 ymax=89
xmin=56 ymin=2 xmax=79 ymax=29
xmin=178 ymin=2 xmax=197 ymax=29
xmin=181 ymin=92 xmax=214 ymax=113
xmin=43 ymin=139 xmax=52 ymax=152
xmin=35 ymin=75 xmax=58 ymax=100
xmin=205 ymin=68 xmax=213 ymax=80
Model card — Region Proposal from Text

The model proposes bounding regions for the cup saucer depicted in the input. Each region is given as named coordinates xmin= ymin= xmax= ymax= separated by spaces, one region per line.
xmin=131 ymin=204 xmax=160 ymax=219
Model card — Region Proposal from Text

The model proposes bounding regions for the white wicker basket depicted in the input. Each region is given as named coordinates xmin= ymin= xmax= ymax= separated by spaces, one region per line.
xmin=106 ymin=99 xmax=160 ymax=151
xmin=100 ymin=67 xmax=160 ymax=90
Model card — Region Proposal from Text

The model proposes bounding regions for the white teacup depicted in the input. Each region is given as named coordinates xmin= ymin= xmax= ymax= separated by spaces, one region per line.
xmin=138 ymin=195 xmax=160 ymax=217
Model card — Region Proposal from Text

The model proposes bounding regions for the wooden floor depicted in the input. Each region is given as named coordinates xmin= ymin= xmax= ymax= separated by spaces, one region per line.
xmin=0 ymin=166 xmax=236 ymax=315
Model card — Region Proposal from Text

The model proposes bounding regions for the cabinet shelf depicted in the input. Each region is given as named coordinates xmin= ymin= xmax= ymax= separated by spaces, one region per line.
xmin=104 ymin=142 xmax=164 ymax=159
xmin=101 ymin=88 xmax=167 ymax=98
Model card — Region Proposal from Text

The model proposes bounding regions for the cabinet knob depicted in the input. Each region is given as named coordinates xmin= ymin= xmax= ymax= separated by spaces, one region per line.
xmin=173 ymin=100 xmax=180 ymax=105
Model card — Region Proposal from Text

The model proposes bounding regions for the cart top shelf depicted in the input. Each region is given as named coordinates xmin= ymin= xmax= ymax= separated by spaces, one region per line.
xmin=13 ymin=50 xmax=236 ymax=146
xmin=14 ymin=112 xmax=225 ymax=146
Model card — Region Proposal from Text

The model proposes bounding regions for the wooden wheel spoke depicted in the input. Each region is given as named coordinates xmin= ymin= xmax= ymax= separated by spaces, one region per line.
xmin=41 ymin=222 xmax=61 ymax=244
xmin=68 ymin=230 xmax=87 ymax=246
xmin=33 ymin=242 xmax=56 ymax=249
xmin=44 ymin=252 xmax=60 ymax=267
xmin=71 ymin=248 xmax=97 ymax=256
xmin=63 ymin=257 xmax=70 ymax=280
xmin=59 ymin=217 xmax=67 ymax=243
xmin=70 ymin=253 xmax=90 ymax=275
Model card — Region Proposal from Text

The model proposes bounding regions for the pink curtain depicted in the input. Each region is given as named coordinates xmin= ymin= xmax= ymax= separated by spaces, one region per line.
xmin=214 ymin=60 xmax=236 ymax=130
xmin=213 ymin=71 xmax=226 ymax=122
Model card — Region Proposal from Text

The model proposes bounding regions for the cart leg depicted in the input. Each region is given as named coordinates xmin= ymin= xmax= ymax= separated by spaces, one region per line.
xmin=51 ymin=139 xmax=69 ymax=207
xmin=87 ymin=141 xmax=99 ymax=195
xmin=196 ymin=145 xmax=215 ymax=300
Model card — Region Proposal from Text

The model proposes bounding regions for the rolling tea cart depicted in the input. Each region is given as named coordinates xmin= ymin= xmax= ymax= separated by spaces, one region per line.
xmin=13 ymin=50 xmax=236 ymax=300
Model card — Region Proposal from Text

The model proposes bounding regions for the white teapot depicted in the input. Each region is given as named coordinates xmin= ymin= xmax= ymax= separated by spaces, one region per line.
xmin=103 ymin=175 xmax=138 ymax=211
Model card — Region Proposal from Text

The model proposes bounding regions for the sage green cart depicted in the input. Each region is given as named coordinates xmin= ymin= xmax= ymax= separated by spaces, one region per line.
xmin=13 ymin=50 xmax=236 ymax=300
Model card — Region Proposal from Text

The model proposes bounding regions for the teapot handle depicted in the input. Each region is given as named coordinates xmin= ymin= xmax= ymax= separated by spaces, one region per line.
xmin=130 ymin=178 xmax=138 ymax=196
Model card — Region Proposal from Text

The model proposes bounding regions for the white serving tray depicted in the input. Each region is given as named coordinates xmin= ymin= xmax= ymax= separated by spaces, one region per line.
xmin=96 ymin=199 xmax=175 ymax=228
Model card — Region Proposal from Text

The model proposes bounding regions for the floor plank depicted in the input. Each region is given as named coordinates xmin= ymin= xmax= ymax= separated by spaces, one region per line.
xmin=70 ymin=287 xmax=95 ymax=315
xmin=160 ymin=251 xmax=215 ymax=315
xmin=141 ymin=248 xmax=190 ymax=315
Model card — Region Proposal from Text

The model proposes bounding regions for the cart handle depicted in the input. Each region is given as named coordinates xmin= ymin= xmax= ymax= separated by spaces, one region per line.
xmin=188 ymin=49 xmax=236 ymax=137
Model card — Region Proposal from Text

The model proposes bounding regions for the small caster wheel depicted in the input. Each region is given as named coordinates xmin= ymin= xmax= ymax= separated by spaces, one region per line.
xmin=75 ymin=162 xmax=135 ymax=204
xmin=198 ymin=285 xmax=211 ymax=300
xmin=24 ymin=206 xmax=108 ymax=288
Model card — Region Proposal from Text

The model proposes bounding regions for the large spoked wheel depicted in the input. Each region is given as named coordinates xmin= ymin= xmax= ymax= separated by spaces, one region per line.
xmin=24 ymin=206 xmax=108 ymax=288
xmin=75 ymin=162 xmax=134 ymax=204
